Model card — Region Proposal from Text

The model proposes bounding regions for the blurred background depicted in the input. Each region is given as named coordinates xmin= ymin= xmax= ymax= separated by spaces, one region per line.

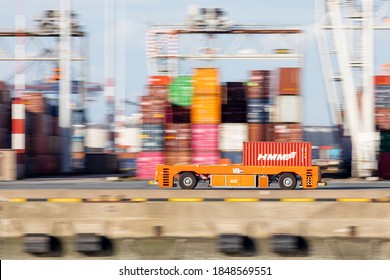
xmin=0 ymin=0 xmax=390 ymax=180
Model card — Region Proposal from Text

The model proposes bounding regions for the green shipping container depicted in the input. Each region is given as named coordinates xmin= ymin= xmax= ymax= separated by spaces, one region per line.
xmin=380 ymin=130 xmax=390 ymax=152
xmin=168 ymin=76 xmax=193 ymax=107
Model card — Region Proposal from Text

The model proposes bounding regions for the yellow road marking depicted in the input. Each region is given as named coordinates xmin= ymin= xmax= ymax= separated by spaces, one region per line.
xmin=336 ymin=198 xmax=372 ymax=202
xmin=9 ymin=198 xmax=27 ymax=202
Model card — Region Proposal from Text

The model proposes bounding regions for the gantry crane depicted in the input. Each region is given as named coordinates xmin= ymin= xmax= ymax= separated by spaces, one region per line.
xmin=316 ymin=0 xmax=390 ymax=177
xmin=0 ymin=0 xmax=87 ymax=173
xmin=145 ymin=7 xmax=304 ymax=77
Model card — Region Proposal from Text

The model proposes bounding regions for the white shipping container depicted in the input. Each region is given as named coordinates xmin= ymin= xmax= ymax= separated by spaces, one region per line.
xmin=85 ymin=125 xmax=109 ymax=149
xmin=116 ymin=126 xmax=142 ymax=153
xmin=219 ymin=123 xmax=248 ymax=151
xmin=274 ymin=95 xmax=303 ymax=123
xmin=73 ymin=125 xmax=85 ymax=137
xmin=72 ymin=141 xmax=84 ymax=153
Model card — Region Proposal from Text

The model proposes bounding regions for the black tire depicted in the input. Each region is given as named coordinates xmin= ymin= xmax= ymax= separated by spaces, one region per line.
xmin=179 ymin=172 xmax=198 ymax=189
xmin=278 ymin=173 xmax=297 ymax=190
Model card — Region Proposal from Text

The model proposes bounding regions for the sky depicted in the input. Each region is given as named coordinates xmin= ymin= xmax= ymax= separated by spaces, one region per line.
xmin=1 ymin=0 xmax=390 ymax=126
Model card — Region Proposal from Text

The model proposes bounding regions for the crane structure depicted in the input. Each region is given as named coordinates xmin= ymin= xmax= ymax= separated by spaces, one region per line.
xmin=0 ymin=1 xmax=87 ymax=173
xmin=316 ymin=0 xmax=390 ymax=177
xmin=145 ymin=7 xmax=304 ymax=77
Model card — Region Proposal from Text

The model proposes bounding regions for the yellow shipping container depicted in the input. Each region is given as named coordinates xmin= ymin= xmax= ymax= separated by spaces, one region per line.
xmin=193 ymin=68 xmax=221 ymax=95
xmin=191 ymin=95 xmax=221 ymax=124
xmin=193 ymin=68 xmax=219 ymax=78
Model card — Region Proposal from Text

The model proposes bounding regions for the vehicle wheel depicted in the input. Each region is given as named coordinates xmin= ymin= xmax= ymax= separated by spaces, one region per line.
xmin=179 ymin=172 xmax=198 ymax=189
xmin=278 ymin=173 xmax=297 ymax=190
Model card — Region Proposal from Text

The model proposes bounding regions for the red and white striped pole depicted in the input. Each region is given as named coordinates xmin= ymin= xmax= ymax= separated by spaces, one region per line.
xmin=11 ymin=98 xmax=25 ymax=178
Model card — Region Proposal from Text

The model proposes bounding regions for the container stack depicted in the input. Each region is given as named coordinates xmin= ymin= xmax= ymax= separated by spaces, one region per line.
xmin=136 ymin=76 xmax=168 ymax=179
xmin=22 ymin=92 xmax=60 ymax=176
xmin=164 ymin=76 xmax=193 ymax=165
xmin=0 ymin=82 xmax=11 ymax=149
xmin=375 ymin=75 xmax=390 ymax=179
xmin=374 ymin=76 xmax=390 ymax=130
xmin=246 ymin=70 xmax=271 ymax=142
xmin=164 ymin=123 xmax=192 ymax=165
xmin=220 ymin=82 xmax=248 ymax=163
xmin=270 ymin=67 xmax=303 ymax=142
xmin=191 ymin=68 xmax=221 ymax=164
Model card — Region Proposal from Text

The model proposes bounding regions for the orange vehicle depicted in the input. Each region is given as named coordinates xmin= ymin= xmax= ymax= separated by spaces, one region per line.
xmin=152 ymin=142 xmax=327 ymax=190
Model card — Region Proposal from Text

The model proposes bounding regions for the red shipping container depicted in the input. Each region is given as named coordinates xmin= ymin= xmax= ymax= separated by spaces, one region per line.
xmin=148 ymin=76 xmax=172 ymax=86
xmin=243 ymin=141 xmax=312 ymax=166
xmin=375 ymin=75 xmax=390 ymax=85
xmin=378 ymin=152 xmax=390 ymax=179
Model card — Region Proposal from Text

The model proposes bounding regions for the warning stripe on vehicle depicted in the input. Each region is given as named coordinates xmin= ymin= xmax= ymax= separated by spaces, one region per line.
xmin=3 ymin=197 xmax=389 ymax=203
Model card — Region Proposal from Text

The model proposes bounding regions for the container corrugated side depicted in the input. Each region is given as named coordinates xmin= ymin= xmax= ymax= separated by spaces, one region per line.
xmin=248 ymin=124 xmax=266 ymax=142
xmin=168 ymin=76 xmax=193 ymax=107
xmin=192 ymin=150 xmax=219 ymax=165
xmin=219 ymin=123 xmax=248 ymax=151
xmin=278 ymin=67 xmax=301 ymax=95
xmin=148 ymin=76 xmax=172 ymax=85
xmin=116 ymin=127 xmax=142 ymax=153
xmin=164 ymin=123 xmax=191 ymax=151
xmin=191 ymin=124 xmax=219 ymax=151
xmin=136 ymin=151 xmax=164 ymax=179
xmin=375 ymin=75 xmax=390 ymax=85
xmin=274 ymin=95 xmax=302 ymax=123
xmin=191 ymin=95 xmax=221 ymax=124
xmin=243 ymin=141 xmax=312 ymax=166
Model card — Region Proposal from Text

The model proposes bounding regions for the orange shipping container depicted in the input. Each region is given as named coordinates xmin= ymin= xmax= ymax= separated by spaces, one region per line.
xmin=191 ymin=95 xmax=221 ymax=124
xmin=278 ymin=68 xmax=301 ymax=95
xmin=193 ymin=68 xmax=220 ymax=95
xmin=148 ymin=76 xmax=172 ymax=86
xmin=375 ymin=75 xmax=390 ymax=85
xmin=243 ymin=141 xmax=312 ymax=167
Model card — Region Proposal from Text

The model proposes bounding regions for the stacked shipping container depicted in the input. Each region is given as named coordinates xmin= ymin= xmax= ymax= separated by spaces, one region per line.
xmin=136 ymin=76 xmax=168 ymax=179
xmin=246 ymin=70 xmax=271 ymax=142
xmin=165 ymin=76 xmax=193 ymax=165
xmin=375 ymin=76 xmax=390 ymax=179
xmin=270 ymin=67 xmax=303 ymax=142
xmin=0 ymin=82 xmax=11 ymax=149
xmin=191 ymin=68 xmax=221 ymax=164
xmin=21 ymin=92 xmax=60 ymax=176
xmin=131 ymin=67 xmax=305 ymax=178
xmin=220 ymin=82 xmax=248 ymax=164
